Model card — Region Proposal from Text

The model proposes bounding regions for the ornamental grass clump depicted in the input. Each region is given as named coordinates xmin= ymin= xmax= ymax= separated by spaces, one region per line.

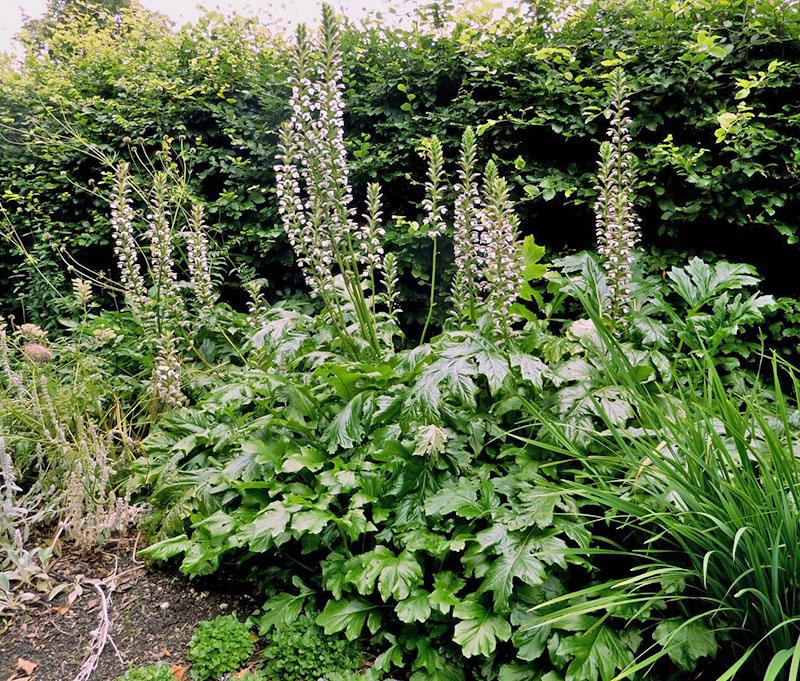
xmin=526 ymin=312 xmax=800 ymax=679
xmin=594 ymin=67 xmax=640 ymax=321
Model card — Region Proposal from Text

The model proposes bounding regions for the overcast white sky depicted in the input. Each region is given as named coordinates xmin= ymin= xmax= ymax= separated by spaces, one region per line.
xmin=0 ymin=0 xmax=423 ymax=53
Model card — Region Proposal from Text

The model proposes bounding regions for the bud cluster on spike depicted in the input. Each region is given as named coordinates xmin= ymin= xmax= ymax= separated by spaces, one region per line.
xmin=72 ymin=278 xmax=92 ymax=306
xmin=422 ymin=136 xmax=447 ymax=238
xmin=360 ymin=183 xmax=386 ymax=279
xmin=380 ymin=252 xmax=402 ymax=323
xmin=594 ymin=67 xmax=641 ymax=320
xmin=152 ymin=330 xmax=185 ymax=408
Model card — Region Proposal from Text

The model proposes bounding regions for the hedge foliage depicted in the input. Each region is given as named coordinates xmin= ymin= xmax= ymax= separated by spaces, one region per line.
xmin=1 ymin=0 xmax=799 ymax=323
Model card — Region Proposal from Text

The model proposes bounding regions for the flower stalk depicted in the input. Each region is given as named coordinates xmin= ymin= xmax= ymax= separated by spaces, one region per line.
xmin=594 ymin=67 xmax=641 ymax=321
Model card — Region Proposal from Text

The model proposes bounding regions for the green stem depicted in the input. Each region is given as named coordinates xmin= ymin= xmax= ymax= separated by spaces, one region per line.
xmin=419 ymin=236 xmax=438 ymax=346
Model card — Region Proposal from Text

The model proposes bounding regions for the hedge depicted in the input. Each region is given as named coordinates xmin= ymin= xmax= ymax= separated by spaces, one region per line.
xmin=1 ymin=0 xmax=798 ymax=327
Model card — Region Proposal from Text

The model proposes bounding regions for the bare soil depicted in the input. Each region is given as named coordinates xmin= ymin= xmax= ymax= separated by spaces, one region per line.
xmin=0 ymin=536 xmax=259 ymax=681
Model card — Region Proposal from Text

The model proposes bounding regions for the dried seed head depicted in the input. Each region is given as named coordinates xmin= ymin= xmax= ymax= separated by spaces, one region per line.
xmin=22 ymin=343 xmax=54 ymax=364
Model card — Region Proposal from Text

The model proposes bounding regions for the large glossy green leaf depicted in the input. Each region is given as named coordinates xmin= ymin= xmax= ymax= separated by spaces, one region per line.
xmin=452 ymin=599 xmax=512 ymax=658
xmin=317 ymin=597 xmax=380 ymax=640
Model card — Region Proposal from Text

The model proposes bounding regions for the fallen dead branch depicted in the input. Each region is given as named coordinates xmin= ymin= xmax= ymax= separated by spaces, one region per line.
xmin=72 ymin=562 xmax=124 ymax=681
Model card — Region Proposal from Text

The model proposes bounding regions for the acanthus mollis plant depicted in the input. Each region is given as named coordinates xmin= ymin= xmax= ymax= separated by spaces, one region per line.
xmin=594 ymin=67 xmax=641 ymax=322
xmin=274 ymin=5 xmax=395 ymax=359
xmin=109 ymin=163 xmax=216 ymax=408
xmin=438 ymin=127 xmax=538 ymax=341
xmin=275 ymin=7 xmax=539 ymax=354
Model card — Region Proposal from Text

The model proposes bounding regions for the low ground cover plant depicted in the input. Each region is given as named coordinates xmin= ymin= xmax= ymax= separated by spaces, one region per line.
xmin=259 ymin=614 xmax=361 ymax=681
xmin=187 ymin=614 xmax=255 ymax=680
xmin=115 ymin=664 xmax=175 ymax=681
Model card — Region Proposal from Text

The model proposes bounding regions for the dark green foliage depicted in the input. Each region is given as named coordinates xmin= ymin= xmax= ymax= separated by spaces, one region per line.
xmin=187 ymin=614 xmax=254 ymax=680
xmin=2 ymin=0 xmax=799 ymax=324
xmin=259 ymin=615 xmax=361 ymax=681
xmin=114 ymin=664 xmax=175 ymax=681
xmin=137 ymin=253 xmax=772 ymax=679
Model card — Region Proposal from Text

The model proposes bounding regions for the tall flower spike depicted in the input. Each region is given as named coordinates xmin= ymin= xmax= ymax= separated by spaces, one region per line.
xmin=273 ymin=5 xmax=382 ymax=355
xmin=274 ymin=19 xmax=340 ymax=301
xmin=110 ymin=161 xmax=147 ymax=308
xmin=185 ymin=203 xmax=216 ymax=313
xmin=595 ymin=67 xmax=640 ymax=321
xmin=147 ymin=172 xmax=181 ymax=314
xmin=478 ymin=161 xmax=525 ymax=339
xmin=450 ymin=127 xmax=483 ymax=325
xmin=422 ymin=136 xmax=447 ymax=238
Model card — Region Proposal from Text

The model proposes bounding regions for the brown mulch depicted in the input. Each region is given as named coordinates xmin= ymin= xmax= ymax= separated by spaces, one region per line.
xmin=0 ymin=536 xmax=259 ymax=681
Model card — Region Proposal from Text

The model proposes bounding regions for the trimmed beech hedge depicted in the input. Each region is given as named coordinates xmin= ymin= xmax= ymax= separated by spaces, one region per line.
xmin=1 ymin=0 xmax=798 ymax=323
